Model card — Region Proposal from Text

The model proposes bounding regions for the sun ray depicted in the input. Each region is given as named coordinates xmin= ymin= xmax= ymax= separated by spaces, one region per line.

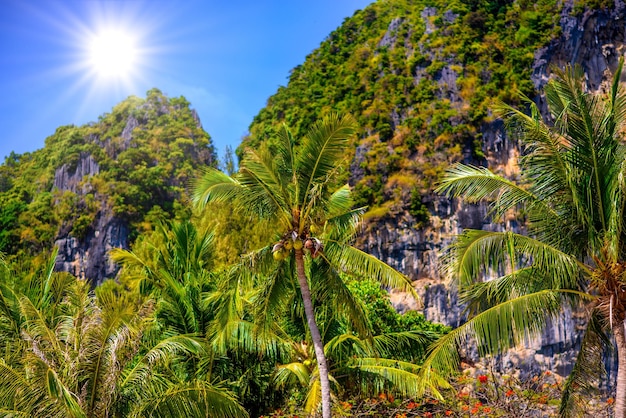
xmin=88 ymin=30 xmax=138 ymax=79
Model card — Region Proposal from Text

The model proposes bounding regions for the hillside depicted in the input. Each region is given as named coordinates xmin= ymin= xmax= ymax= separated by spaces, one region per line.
xmin=1 ymin=0 xmax=626 ymax=413
xmin=243 ymin=0 xmax=564 ymax=222
xmin=0 ymin=88 xmax=217 ymax=281
xmin=242 ymin=0 xmax=626 ymax=378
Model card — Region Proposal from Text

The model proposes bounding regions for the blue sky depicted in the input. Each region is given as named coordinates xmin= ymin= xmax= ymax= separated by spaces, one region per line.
xmin=0 ymin=0 xmax=372 ymax=162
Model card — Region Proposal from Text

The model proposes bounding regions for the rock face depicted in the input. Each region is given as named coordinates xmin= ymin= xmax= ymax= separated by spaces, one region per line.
xmin=53 ymin=153 xmax=100 ymax=193
xmin=53 ymin=151 xmax=129 ymax=281
xmin=362 ymin=0 xmax=626 ymax=379
xmin=55 ymin=216 xmax=129 ymax=281
xmin=533 ymin=0 xmax=626 ymax=93
xmin=51 ymin=90 xmax=215 ymax=285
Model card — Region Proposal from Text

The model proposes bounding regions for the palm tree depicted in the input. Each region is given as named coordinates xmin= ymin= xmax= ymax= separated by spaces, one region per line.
xmin=0 ymin=250 xmax=248 ymax=418
xmin=273 ymin=324 xmax=442 ymax=415
xmin=193 ymin=114 xmax=414 ymax=417
xmin=111 ymin=220 xmax=217 ymax=340
xmin=427 ymin=62 xmax=626 ymax=417
xmin=112 ymin=220 xmax=284 ymax=414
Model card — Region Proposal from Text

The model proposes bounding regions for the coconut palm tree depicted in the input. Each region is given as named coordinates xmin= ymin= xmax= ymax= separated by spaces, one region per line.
xmin=427 ymin=62 xmax=626 ymax=417
xmin=112 ymin=220 xmax=286 ymax=414
xmin=273 ymin=323 xmax=442 ymax=415
xmin=0 ymin=250 xmax=248 ymax=418
xmin=193 ymin=114 xmax=415 ymax=417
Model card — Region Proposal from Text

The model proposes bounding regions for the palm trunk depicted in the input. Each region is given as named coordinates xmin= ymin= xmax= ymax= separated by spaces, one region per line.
xmin=614 ymin=320 xmax=626 ymax=418
xmin=294 ymin=248 xmax=332 ymax=418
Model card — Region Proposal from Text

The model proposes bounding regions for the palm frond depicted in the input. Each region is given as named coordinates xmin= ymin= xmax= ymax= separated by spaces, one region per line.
xmin=546 ymin=65 xmax=621 ymax=238
xmin=0 ymin=282 xmax=22 ymax=339
xmin=237 ymin=147 xmax=293 ymax=227
xmin=324 ymin=244 xmax=418 ymax=299
xmin=0 ymin=360 xmax=35 ymax=410
xmin=346 ymin=357 xmax=433 ymax=397
xmin=443 ymin=229 xmax=588 ymax=290
xmin=273 ymin=362 xmax=311 ymax=388
xmin=496 ymin=97 xmax=586 ymax=250
xmin=324 ymin=333 xmax=372 ymax=362
xmin=275 ymin=124 xmax=297 ymax=194
xmin=436 ymin=163 xmax=557 ymax=221
xmin=372 ymin=330 xmax=441 ymax=361
xmin=325 ymin=207 xmax=366 ymax=245
xmin=606 ymin=149 xmax=626 ymax=260
xmin=192 ymin=167 xmax=243 ymax=208
xmin=459 ymin=266 xmax=575 ymax=315
xmin=559 ymin=310 xmax=611 ymax=417
xmin=206 ymin=286 xmax=249 ymax=356
xmin=131 ymin=381 xmax=248 ymax=418
xmin=206 ymin=268 xmax=288 ymax=358
xmin=417 ymin=289 xmax=593 ymax=397
xmin=18 ymin=296 xmax=64 ymax=364
xmin=252 ymin=258 xmax=296 ymax=329
xmin=303 ymin=376 xmax=322 ymax=416
xmin=309 ymin=259 xmax=372 ymax=338
xmin=80 ymin=293 xmax=141 ymax=415
xmin=325 ymin=185 xmax=356 ymax=218
xmin=236 ymin=245 xmax=277 ymax=279
xmin=0 ymin=409 xmax=31 ymax=417
xmin=40 ymin=248 xmax=59 ymax=310
xmin=296 ymin=113 xmax=356 ymax=210
xmin=43 ymin=366 xmax=85 ymax=418
xmin=109 ymin=248 xmax=157 ymax=284
xmin=121 ymin=335 xmax=205 ymax=389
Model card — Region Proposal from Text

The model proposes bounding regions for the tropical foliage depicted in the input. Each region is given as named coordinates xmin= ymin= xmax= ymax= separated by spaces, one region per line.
xmin=432 ymin=63 xmax=626 ymax=416
xmin=266 ymin=368 xmax=615 ymax=417
xmin=0 ymin=88 xmax=216 ymax=263
xmin=0 ymin=251 xmax=247 ymax=418
xmin=2 ymin=0 xmax=625 ymax=416
xmin=193 ymin=113 xmax=428 ymax=417
xmin=243 ymin=0 xmax=565 ymax=221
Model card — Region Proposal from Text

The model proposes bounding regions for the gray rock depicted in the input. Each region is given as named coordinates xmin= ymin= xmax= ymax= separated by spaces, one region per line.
xmin=121 ymin=115 xmax=138 ymax=145
xmin=378 ymin=17 xmax=403 ymax=49
xmin=53 ymin=153 xmax=100 ymax=193
xmin=364 ymin=2 xmax=626 ymax=384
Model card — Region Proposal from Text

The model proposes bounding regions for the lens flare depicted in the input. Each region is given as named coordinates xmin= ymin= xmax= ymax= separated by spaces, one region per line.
xmin=88 ymin=30 xmax=138 ymax=79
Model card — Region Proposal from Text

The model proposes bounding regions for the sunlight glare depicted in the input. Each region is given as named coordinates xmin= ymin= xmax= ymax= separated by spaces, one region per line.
xmin=88 ymin=30 xmax=138 ymax=79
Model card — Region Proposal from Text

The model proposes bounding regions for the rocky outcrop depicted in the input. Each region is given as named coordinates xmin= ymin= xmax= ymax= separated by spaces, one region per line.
xmin=53 ymin=151 xmax=129 ymax=282
xmin=532 ymin=0 xmax=626 ymax=93
xmin=55 ymin=214 xmax=128 ymax=282
xmin=121 ymin=115 xmax=139 ymax=145
xmin=50 ymin=90 xmax=216 ymax=285
xmin=53 ymin=153 xmax=100 ymax=193
xmin=366 ymin=0 xmax=626 ymax=379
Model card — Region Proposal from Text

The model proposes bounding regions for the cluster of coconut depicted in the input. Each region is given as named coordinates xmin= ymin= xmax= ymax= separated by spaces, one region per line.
xmin=272 ymin=230 xmax=323 ymax=261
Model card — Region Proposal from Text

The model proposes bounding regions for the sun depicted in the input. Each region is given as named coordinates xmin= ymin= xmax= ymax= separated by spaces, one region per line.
xmin=88 ymin=29 xmax=138 ymax=79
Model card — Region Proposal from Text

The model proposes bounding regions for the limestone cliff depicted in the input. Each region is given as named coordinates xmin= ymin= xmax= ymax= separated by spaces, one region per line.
xmin=44 ymin=89 xmax=217 ymax=284
xmin=362 ymin=0 xmax=626 ymax=379
xmin=53 ymin=152 xmax=129 ymax=281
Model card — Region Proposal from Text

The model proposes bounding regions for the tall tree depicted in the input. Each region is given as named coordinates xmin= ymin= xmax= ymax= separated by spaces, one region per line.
xmin=0 ymin=250 xmax=248 ymax=418
xmin=193 ymin=114 xmax=414 ymax=417
xmin=112 ymin=221 xmax=217 ymax=339
xmin=427 ymin=62 xmax=626 ymax=417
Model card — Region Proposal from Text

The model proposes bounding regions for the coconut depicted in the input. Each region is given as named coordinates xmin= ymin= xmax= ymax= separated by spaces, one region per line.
xmin=310 ymin=224 xmax=318 ymax=234
xmin=284 ymin=240 xmax=293 ymax=250
xmin=273 ymin=251 xmax=284 ymax=261
xmin=293 ymin=239 xmax=303 ymax=250
xmin=304 ymin=239 xmax=314 ymax=249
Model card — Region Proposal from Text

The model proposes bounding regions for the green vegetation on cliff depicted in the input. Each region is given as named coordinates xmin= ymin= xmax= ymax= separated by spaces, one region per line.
xmin=0 ymin=89 xmax=216 ymax=259
xmin=243 ymin=0 xmax=562 ymax=221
